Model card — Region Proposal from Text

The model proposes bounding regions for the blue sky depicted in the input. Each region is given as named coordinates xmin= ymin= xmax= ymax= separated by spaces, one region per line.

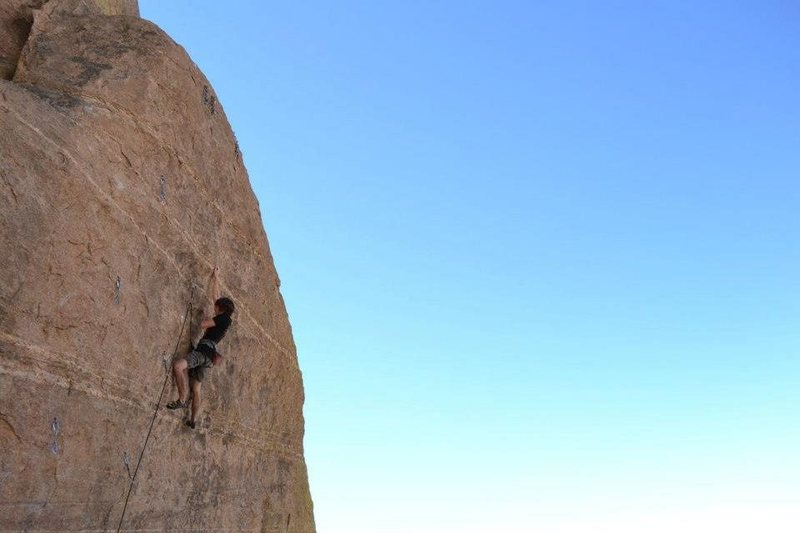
xmin=141 ymin=2 xmax=799 ymax=531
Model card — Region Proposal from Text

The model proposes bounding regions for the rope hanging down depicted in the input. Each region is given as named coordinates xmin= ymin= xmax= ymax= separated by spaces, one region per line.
xmin=117 ymin=287 xmax=194 ymax=532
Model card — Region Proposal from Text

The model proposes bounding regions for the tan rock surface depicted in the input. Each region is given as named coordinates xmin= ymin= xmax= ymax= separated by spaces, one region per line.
xmin=0 ymin=1 xmax=315 ymax=530
xmin=0 ymin=0 xmax=138 ymax=80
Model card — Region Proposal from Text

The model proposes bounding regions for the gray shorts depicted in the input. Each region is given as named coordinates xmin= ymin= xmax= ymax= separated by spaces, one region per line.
xmin=186 ymin=348 xmax=212 ymax=382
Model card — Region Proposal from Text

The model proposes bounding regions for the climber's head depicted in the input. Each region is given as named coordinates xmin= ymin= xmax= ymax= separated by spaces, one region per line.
xmin=214 ymin=297 xmax=235 ymax=316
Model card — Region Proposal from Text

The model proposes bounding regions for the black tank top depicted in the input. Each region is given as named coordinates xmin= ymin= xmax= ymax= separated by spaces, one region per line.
xmin=201 ymin=313 xmax=231 ymax=344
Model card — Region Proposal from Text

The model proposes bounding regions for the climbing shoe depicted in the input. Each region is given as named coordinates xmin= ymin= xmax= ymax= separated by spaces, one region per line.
xmin=186 ymin=419 xmax=196 ymax=429
xmin=166 ymin=399 xmax=188 ymax=409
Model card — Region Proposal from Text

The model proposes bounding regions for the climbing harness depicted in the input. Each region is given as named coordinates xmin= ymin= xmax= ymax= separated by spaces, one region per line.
xmin=196 ymin=338 xmax=222 ymax=366
xmin=116 ymin=287 xmax=194 ymax=532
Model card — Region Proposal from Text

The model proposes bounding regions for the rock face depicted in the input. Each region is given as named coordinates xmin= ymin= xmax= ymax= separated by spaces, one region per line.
xmin=0 ymin=0 xmax=139 ymax=80
xmin=0 ymin=1 xmax=315 ymax=531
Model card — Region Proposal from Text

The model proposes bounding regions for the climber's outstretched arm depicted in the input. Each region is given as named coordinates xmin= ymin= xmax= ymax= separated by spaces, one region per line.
xmin=210 ymin=266 xmax=221 ymax=302
xmin=200 ymin=266 xmax=221 ymax=326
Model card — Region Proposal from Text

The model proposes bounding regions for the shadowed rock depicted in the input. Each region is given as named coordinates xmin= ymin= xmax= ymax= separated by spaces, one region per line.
xmin=0 ymin=0 xmax=138 ymax=79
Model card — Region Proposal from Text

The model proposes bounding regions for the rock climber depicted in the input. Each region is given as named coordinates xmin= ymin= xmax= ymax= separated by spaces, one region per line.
xmin=166 ymin=266 xmax=235 ymax=428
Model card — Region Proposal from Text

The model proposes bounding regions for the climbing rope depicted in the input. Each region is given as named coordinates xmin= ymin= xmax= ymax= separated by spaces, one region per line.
xmin=116 ymin=287 xmax=194 ymax=532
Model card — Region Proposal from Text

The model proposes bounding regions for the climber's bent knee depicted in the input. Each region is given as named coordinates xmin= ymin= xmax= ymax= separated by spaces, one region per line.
xmin=173 ymin=358 xmax=188 ymax=372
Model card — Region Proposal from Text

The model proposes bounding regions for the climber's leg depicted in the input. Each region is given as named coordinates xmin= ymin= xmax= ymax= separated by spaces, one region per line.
xmin=167 ymin=357 xmax=190 ymax=409
xmin=188 ymin=378 xmax=202 ymax=428
xmin=168 ymin=348 xmax=204 ymax=409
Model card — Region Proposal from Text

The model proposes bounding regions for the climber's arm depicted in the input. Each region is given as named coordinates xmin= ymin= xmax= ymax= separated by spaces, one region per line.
xmin=200 ymin=267 xmax=221 ymax=327
xmin=210 ymin=266 xmax=221 ymax=303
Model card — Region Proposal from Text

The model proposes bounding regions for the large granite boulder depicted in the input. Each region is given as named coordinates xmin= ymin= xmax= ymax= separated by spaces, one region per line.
xmin=0 ymin=0 xmax=315 ymax=530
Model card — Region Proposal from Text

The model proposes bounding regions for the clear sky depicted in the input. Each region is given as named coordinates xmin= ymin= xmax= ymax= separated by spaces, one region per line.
xmin=140 ymin=2 xmax=799 ymax=531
